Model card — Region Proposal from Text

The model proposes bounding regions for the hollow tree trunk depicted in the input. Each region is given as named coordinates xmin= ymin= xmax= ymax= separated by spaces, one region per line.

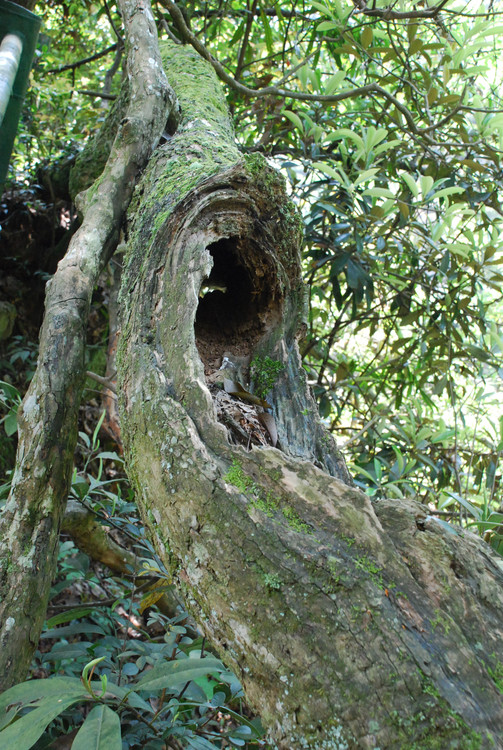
xmin=118 ymin=42 xmax=503 ymax=749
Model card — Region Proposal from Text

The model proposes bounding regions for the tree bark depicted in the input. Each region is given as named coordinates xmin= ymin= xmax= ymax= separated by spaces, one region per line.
xmin=0 ymin=0 xmax=177 ymax=691
xmin=118 ymin=42 xmax=503 ymax=749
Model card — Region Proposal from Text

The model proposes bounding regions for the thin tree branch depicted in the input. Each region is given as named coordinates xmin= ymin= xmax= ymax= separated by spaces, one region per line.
xmin=45 ymin=44 xmax=120 ymax=74
xmin=354 ymin=0 xmax=450 ymax=21
xmin=0 ymin=0 xmax=178 ymax=692
xmin=77 ymin=89 xmax=117 ymax=100
xmin=235 ymin=0 xmax=258 ymax=81
xmin=86 ymin=370 xmax=117 ymax=392
xmin=102 ymin=0 xmax=124 ymax=45
xmin=163 ymin=0 xmax=458 ymax=143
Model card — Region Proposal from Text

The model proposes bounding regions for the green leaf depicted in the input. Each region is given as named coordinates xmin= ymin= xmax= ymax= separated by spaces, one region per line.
xmin=95 ymin=451 xmax=123 ymax=462
xmin=373 ymin=138 xmax=401 ymax=156
xmin=402 ymin=173 xmax=419 ymax=197
xmin=0 ymin=686 xmax=87 ymax=749
xmin=82 ymin=657 xmax=106 ymax=686
xmin=92 ymin=410 xmax=106 ymax=450
xmin=186 ymin=736 xmax=221 ymax=750
xmin=430 ymin=429 xmax=455 ymax=444
xmin=326 ymin=128 xmax=365 ymax=150
xmin=354 ymin=466 xmax=377 ymax=483
xmin=419 ymin=175 xmax=434 ymax=198
xmin=282 ymin=109 xmax=304 ymax=133
xmin=361 ymin=26 xmax=373 ymax=49
xmin=0 ymin=677 xmax=84 ymax=716
xmin=4 ymin=409 xmax=18 ymax=436
xmin=312 ymin=161 xmax=346 ymax=184
xmin=310 ymin=0 xmax=334 ymax=18
xmin=72 ymin=704 xmax=122 ymax=750
xmin=298 ymin=64 xmax=309 ymax=89
xmin=260 ymin=8 xmax=274 ymax=55
xmin=94 ymin=682 xmax=151 ymax=712
xmin=0 ymin=707 xmax=19 ymax=733
xmin=354 ymin=168 xmax=380 ymax=186
xmin=228 ymin=21 xmax=244 ymax=47
xmin=46 ymin=607 xmax=95 ymax=627
xmin=362 ymin=187 xmax=395 ymax=199
xmin=430 ymin=186 xmax=464 ymax=201
xmin=409 ymin=38 xmax=423 ymax=55
xmin=0 ymin=381 xmax=20 ymax=401
xmin=465 ymin=344 xmax=492 ymax=362
xmin=41 ymin=623 xmax=106 ymax=639
xmin=134 ymin=656 xmax=227 ymax=693
xmin=317 ymin=20 xmax=340 ymax=31
xmin=324 ymin=70 xmax=346 ymax=95
xmin=444 ymin=492 xmax=481 ymax=520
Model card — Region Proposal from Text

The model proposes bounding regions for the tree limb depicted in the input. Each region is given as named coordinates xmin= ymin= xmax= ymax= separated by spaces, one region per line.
xmin=44 ymin=44 xmax=120 ymax=74
xmin=163 ymin=0 xmax=459 ymax=143
xmin=86 ymin=370 xmax=117 ymax=393
xmin=77 ymin=89 xmax=117 ymax=100
xmin=354 ymin=0 xmax=450 ymax=21
xmin=0 ymin=0 xmax=178 ymax=691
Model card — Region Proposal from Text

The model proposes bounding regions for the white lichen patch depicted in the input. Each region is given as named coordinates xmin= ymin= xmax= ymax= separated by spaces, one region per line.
xmin=227 ymin=619 xmax=281 ymax=670
xmin=278 ymin=723 xmax=350 ymax=750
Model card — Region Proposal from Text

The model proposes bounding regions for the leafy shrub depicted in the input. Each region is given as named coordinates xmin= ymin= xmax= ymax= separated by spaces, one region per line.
xmin=0 ymin=429 xmax=265 ymax=749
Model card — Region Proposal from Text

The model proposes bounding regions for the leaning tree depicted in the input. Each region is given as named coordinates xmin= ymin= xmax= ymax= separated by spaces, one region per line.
xmin=1 ymin=1 xmax=502 ymax=748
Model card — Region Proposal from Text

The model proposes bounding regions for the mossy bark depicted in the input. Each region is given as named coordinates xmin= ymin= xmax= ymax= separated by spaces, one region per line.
xmin=0 ymin=0 xmax=177 ymax=691
xmin=118 ymin=42 xmax=503 ymax=749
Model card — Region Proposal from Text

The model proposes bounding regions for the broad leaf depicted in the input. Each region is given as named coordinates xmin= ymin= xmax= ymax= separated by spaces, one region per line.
xmin=135 ymin=656 xmax=227 ymax=693
xmin=72 ymin=704 xmax=122 ymax=750
xmin=0 ymin=692 xmax=87 ymax=749
xmin=0 ymin=677 xmax=84 ymax=716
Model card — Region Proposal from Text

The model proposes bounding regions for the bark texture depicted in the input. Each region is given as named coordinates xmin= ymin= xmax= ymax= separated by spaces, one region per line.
xmin=118 ymin=42 xmax=503 ymax=749
xmin=0 ymin=0 xmax=177 ymax=690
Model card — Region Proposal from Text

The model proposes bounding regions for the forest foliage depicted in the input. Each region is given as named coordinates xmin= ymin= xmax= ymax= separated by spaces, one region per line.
xmin=5 ymin=0 xmax=503 ymax=547
xmin=1 ymin=0 xmax=503 ymax=747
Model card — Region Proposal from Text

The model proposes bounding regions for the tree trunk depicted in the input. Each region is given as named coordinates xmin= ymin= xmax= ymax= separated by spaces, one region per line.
xmin=0 ymin=0 xmax=177 ymax=690
xmin=118 ymin=42 xmax=503 ymax=749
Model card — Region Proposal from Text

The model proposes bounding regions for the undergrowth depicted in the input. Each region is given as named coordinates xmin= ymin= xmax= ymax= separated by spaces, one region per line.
xmin=0 ymin=417 xmax=266 ymax=749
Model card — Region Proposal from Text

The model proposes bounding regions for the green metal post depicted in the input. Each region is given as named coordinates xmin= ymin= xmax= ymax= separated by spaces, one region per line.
xmin=0 ymin=0 xmax=41 ymax=193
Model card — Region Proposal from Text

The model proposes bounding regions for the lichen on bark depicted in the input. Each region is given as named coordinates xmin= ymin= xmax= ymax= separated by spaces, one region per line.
xmin=0 ymin=0 xmax=177 ymax=690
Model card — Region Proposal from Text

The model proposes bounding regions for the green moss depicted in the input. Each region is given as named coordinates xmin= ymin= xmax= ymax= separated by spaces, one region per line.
xmin=224 ymin=459 xmax=253 ymax=494
xmin=389 ymin=709 xmax=482 ymax=749
xmin=263 ymin=467 xmax=282 ymax=482
xmin=355 ymin=554 xmax=385 ymax=589
xmin=486 ymin=658 xmax=503 ymax=694
xmin=429 ymin=608 xmax=452 ymax=636
xmin=340 ymin=535 xmax=355 ymax=547
xmin=153 ymin=208 xmax=172 ymax=232
xmin=250 ymin=356 xmax=284 ymax=399
xmin=386 ymin=673 xmax=483 ymax=749
xmin=224 ymin=459 xmax=313 ymax=534
xmin=251 ymin=490 xmax=279 ymax=517
xmin=281 ymin=506 xmax=312 ymax=534
xmin=280 ymin=721 xmax=351 ymax=749
xmin=327 ymin=557 xmax=341 ymax=586
xmin=263 ymin=573 xmax=281 ymax=590
xmin=243 ymin=151 xmax=303 ymax=272
xmin=121 ymin=40 xmax=241 ymax=296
